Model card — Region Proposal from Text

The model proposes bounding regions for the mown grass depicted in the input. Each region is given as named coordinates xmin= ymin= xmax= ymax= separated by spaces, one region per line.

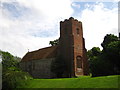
xmin=18 ymin=75 xmax=119 ymax=88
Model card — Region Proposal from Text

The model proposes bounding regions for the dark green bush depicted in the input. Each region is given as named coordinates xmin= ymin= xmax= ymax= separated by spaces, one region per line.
xmin=2 ymin=69 xmax=32 ymax=89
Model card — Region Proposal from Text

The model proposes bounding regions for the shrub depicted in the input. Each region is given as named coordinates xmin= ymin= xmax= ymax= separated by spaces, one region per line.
xmin=2 ymin=68 xmax=32 ymax=89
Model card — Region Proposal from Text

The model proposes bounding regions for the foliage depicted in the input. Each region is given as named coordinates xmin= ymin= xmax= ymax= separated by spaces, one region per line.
xmin=105 ymin=41 xmax=120 ymax=74
xmin=89 ymin=54 xmax=115 ymax=77
xmin=0 ymin=50 xmax=19 ymax=72
xmin=88 ymin=34 xmax=120 ymax=77
xmin=49 ymin=39 xmax=59 ymax=46
xmin=87 ymin=47 xmax=101 ymax=59
xmin=51 ymin=56 xmax=66 ymax=78
xmin=87 ymin=47 xmax=102 ymax=76
xmin=101 ymin=34 xmax=120 ymax=75
xmin=1 ymin=50 xmax=32 ymax=89
xmin=101 ymin=34 xmax=118 ymax=51
xmin=19 ymin=75 xmax=119 ymax=88
xmin=2 ymin=68 xmax=32 ymax=89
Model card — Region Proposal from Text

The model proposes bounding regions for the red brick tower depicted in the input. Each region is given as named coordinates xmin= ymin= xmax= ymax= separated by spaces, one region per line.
xmin=59 ymin=17 xmax=89 ymax=77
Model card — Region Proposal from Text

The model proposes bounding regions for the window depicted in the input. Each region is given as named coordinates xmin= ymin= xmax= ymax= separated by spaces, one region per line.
xmin=76 ymin=28 xmax=79 ymax=34
xmin=76 ymin=56 xmax=82 ymax=68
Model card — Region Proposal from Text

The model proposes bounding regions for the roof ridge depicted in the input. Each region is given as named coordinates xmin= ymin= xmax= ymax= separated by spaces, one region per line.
xmin=21 ymin=45 xmax=58 ymax=62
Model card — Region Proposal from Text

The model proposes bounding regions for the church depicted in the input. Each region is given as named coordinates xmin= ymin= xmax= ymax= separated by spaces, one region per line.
xmin=20 ymin=17 xmax=89 ymax=78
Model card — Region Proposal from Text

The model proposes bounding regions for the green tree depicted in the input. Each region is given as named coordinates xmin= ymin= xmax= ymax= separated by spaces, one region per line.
xmin=1 ymin=51 xmax=19 ymax=72
xmin=88 ymin=34 xmax=120 ymax=76
xmin=51 ymin=56 xmax=65 ymax=78
xmin=101 ymin=34 xmax=118 ymax=51
xmin=101 ymin=34 xmax=120 ymax=74
xmin=105 ymin=41 xmax=120 ymax=74
xmin=49 ymin=39 xmax=59 ymax=46
xmin=2 ymin=68 xmax=32 ymax=89
xmin=87 ymin=47 xmax=102 ymax=76
xmin=87 ymin=47 xmax=101 ymax=58
xmin=88 ymin=48 xmax=115 ymax=77
xmin=1 ymin=50 xmax=32 ymax=89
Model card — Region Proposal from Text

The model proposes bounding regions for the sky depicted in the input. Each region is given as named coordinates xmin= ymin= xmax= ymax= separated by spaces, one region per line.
xmin=0 ymin=0 xmax=119 ymax=58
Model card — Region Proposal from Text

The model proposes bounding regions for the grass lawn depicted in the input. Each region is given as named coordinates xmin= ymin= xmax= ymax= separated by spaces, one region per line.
xmin=18 ymin=75 xmax=119 ymax=88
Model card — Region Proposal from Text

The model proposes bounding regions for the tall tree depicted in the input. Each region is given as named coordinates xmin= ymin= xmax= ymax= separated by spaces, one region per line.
xmin=88 ymin=34 xmax=120 ymax=76
xmin=101 ymin=34 xmax=118 ymax=51
xmin=101 ymin=34 xmax=120 ymax=74
xmin=105 ymin=41 xmax=120 ymax=74
xmin=1 ymin=50 xmax=19 ymax=71
xmin=51 ymin=56 xmax=65 ymax=78
xmin=87 ymin=47 xmax=102 ymax=76
xmin=1 ymin=50 xmax=32 ymax=89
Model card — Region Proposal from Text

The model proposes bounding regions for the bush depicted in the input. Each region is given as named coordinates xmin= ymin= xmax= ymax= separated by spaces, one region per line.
xmin=2 ymin=68 xmax=32 ymax=89
xmin=0 ymin=50 xmax=32 ymax=89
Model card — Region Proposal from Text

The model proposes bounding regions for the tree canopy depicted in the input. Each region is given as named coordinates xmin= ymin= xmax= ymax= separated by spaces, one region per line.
xmin=1 ymin=50 xmax=32 ymax=89
xmin=88 ymin=34 xmax=120 ymax=77
xmin=101 ymin=34 xmax=118 ymax=51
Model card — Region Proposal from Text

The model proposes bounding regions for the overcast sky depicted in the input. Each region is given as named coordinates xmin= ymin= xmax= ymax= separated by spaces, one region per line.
xmin=0 ymin=0 xmax=118 ymax=58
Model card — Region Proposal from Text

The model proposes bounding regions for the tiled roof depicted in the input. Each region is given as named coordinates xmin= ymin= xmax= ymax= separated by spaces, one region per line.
xmin=21 ymin=46 xmax=58 ymax=62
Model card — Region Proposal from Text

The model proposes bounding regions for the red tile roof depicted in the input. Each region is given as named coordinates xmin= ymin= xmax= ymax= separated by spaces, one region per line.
xmin=21 ymin=46 xmax=58 ymax=62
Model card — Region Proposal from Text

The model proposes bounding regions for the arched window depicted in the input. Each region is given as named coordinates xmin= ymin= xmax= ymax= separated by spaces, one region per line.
xmin=76 ymin=56 xmax=82 ymax=68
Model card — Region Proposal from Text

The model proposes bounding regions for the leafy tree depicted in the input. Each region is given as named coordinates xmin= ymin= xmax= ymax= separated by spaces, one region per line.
xmin=51 ymin=56 xmax=65 ymax=78
xmin=105 ymin=41 xmax=120 ymax=74
xmin=87 ymin=47 xmax=101 ymax=58
xmin=88 ymin=34 xmax=120 ymax=77
xmin=1 ymin=51 xmax=19 ymax=72
xmin=2 ymin=68 xmax=32 ymax=89
xmin=49 ymin=39 xmax=59 ymax=46
xmin=87 ymin=47 xmax=102 ymax=76
xmin=101 ymin=34 xmax=120 ymax=75
xmin=101 ymin=34 xmax=118 ymax=51
xmin=1 ymin=50 xmax=32 ymax=89
xmin=88 ymin=49 xmax=115 ymax=77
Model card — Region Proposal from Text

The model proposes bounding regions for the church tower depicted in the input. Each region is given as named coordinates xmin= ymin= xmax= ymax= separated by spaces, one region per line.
xmin=59 ymin=17 xmax=89 ymax=77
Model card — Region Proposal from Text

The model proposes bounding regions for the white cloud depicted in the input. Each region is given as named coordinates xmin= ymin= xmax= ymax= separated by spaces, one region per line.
xmin=72 ymin=3 xmax=81 ymax=8
xmin=16 ymin=0 xmax=73 ymax=19
xmin=0 ymin=0 xmax=73 ymax=57
xmin=78 ymin=2 xmax=118 ymax=49
xmin=0 ymin=0 xmax=118 ymax=58
xmin=71 ymin=0 xmax=119 ymax=2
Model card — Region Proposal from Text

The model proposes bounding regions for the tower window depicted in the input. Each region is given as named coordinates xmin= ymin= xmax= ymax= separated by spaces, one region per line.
xmin=76 ymin=56 xmax=82 ymax=68
xmin=76 ymin=28 xmax=79 ymax=34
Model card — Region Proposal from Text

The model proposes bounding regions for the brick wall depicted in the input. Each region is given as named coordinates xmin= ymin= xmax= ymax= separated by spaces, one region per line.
xmin=59 ymin=17 xmax=89 ymax=77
